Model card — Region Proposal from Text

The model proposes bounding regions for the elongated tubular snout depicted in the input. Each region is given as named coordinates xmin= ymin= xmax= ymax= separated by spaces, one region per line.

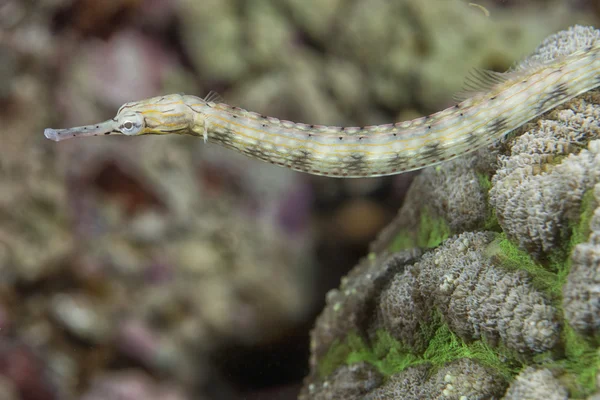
xmin=44 ymin=119 xmax=118 ymax=142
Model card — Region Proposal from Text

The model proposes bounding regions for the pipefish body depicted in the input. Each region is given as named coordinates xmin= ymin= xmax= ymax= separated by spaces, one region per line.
xmin=44 ymin=29 xmax=600 ymax=178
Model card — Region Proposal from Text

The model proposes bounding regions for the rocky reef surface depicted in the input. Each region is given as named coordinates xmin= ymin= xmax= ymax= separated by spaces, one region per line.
xmin=300 ymin=26 xmax=600 ymax=400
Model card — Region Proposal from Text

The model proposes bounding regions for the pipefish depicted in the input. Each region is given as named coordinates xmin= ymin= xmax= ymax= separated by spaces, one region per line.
xmin=44 ymin=29 xmax=600 ymax=178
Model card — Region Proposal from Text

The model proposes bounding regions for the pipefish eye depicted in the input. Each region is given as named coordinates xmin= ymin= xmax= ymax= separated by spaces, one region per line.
xmin=118 ymin=113 xmax=144 ymax=135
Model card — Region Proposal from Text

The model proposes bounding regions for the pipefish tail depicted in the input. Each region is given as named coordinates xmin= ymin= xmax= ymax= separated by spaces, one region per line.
xmin=44 ymin=27 xmax=600 ymax=178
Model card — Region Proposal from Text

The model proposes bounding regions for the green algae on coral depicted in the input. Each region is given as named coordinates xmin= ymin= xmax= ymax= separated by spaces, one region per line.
xmin=486 ymin=234 xmax=559 ymax=295
xmin=544 ymin=187 xmax=599 ymax=293
xmin=569 ymin=188 xmax=597 ymax=248
xmin=421 ymin=323 xmax=523 ymax=381
xmin=476 ymin=171 xmax=493 ymax=192
xmin=485 ymin=193 xmax=600 ymax=397
xmin=318 ymin=317 xmax=524 ymax=383
xmin=318 ymin=312 xmax=599 ymax=397
xmin=477 ymin=172 xmax=501 ymax=231
xmin=321 ymin=222 xmax=600 ymax=395
xmin=483 ymin=184 xmax=597 ymax=299
xmin=488 ymin=184 xmax=596 ymax=299
xmin=388 ymin=207 xmax=451 ymax=252
xmin=556 ymin=323 xmax=600 ymax=397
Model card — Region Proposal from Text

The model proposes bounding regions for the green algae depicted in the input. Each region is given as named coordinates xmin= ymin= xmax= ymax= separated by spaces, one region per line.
xmin=388 ymin=234 xmax=415 ymax=252
xmin=485 ymin=188 xmax=600 ymax=397
xmin=487 ymin=186 xmax=597 ymax=300
xmin=421 ymin=323 xmax=522 ymax=381
xmin=558 ymin=323 xmax=600 ymax=397
xmin=317 ymin=306 xmax=597 ymax=396
xmin=486 ymin=234 xmax=560 ymax=296
xmin=476 ymin=171 xmax=493 ymax=192
xmin=569 ymin=188 xmax=596 ymax=248
xmin=388 ymin=207 xmax=452 ymax=252
xmin=318 ymin=314 xmax=523 ymax=382
xmin=555 ymin=188 xmax=599 ymax=396
xmin=477 ymin=172 xmax=501 ymax=231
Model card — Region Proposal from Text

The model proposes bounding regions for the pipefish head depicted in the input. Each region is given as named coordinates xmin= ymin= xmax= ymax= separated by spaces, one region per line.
xmin=44 ymin=94 xmax=192 ymax=142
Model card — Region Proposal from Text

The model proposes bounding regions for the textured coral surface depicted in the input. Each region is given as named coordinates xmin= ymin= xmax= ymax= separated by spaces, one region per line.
xmin=301 ymin=26 xmax=600 ymax=400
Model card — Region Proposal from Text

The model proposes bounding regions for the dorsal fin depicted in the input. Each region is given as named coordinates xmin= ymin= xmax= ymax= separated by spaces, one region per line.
xmin=203 ymin=90 xmax=223 ymax=104
xmin=453 ymin=68 xmax=513 ymax=102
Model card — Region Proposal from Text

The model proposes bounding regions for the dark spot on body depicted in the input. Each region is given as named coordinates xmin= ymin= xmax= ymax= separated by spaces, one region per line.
xmin=487 ymin=117 xmax=509 ymax=136
xmin=422 ymin=141 xmax=444 ymax=160
xmin=290 ymin=149 xmax=312 ymax=171
xmin=243 ymin=145 xmax=271 ymax=162
xmin=212 ymin=128 xmax=235 ymax=146
xmin=536 ymin=82 xmax=569 ymax=114
xmin=465 ymin=132 xmax=479 ymax=146
xmin=388 ymin=152 xmax=410 ymax=169
xmin=344 ymin=153 xmax=367 ymax=173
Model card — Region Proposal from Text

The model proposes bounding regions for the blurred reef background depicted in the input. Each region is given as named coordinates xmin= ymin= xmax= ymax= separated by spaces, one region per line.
xmin=1 ymin=0 xmax=600 ymax=399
